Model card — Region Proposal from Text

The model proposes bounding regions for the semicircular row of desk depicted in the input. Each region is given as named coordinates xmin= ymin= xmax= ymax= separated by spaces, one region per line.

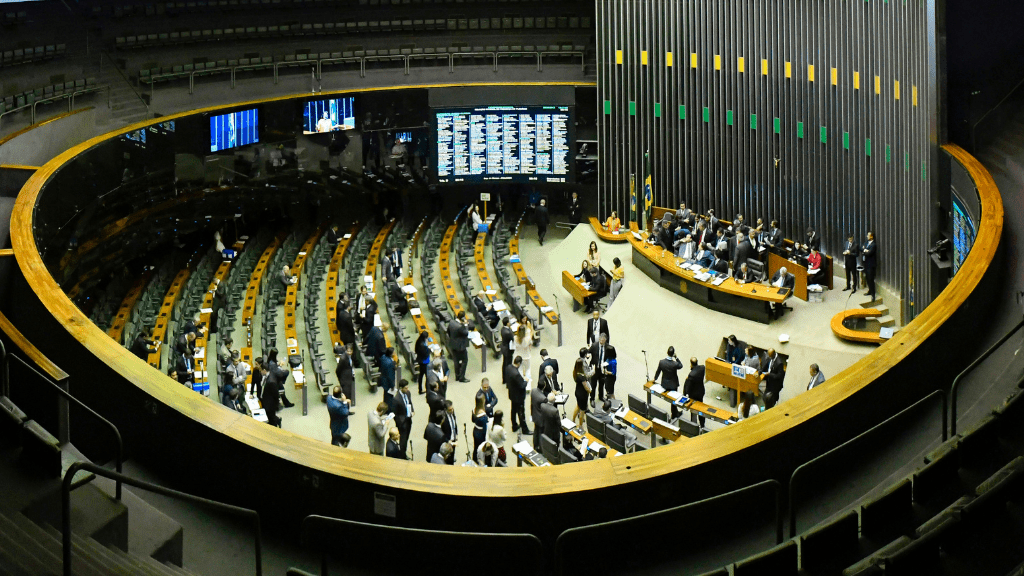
xmin=5 ymin=84 xmax=1002 ymax=536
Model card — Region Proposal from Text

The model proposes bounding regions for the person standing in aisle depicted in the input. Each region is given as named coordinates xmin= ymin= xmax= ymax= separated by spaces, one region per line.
xmin=862 ymin=231 xmax=877 ymax=300
xmin=535 ymin=198 xmax=550 ymax=245
xmin=608 ymin=257 xmax=624 ymax=307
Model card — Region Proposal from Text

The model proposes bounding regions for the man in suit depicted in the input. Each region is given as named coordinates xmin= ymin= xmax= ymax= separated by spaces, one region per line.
xmin=335 ymin=299 xmax=357 ymax=347
xmin=765 ymin=220 xmax=784 ymax=252
xmin=842 ymin=234 xmax=860 ymax=291
xmin=473 ymin=290 xmax=500 ymax=329
xmin=654 ymin=346 xmax=684 ymax=418
xmin=586 ymin=310 xmax=610 ymax=345
xmin=334 ymin=343 xmax=355 ymax=403
xmin=175 ymin=349 xmax=195 ymax=387
xmin=585 ymin=266 xmax=606 ymax=312
xmin=382 ymin=253 xmax=395 ymax=284
xmin=385 ymin=428 xmax=404 ymax=459
xmin=389 ymin=282 xmax=409 ymax=319
xmin=391 ymin=380 xmax=414 ymax=457
xmin=260 ymin=364 xmax=282 ymax=427
xmin=367 ymin=402 xmax=393 ymax=455
xmin=694 ymin=220 xmax=714 ymax=253
xmin=426 ymin=380 xmax=445 ymax=415
xmin=709 ymin=254 xmax=730 ymax=275
xmin=387 ymin=246 xmax=402 ymax=278
xmin=423 ymin=410 xmax=446 ymax=462
xmin=761 ymin=348 xmax=786 ymax=409
xmin=733 ymin=232 xmax=754 ymax=269
xmin=538 ymin=364 xmax=559 ymax=396
xmin=476 ymin=378 xmax=498 ymax=417
xmin=770 ymin=267 xmax=796 ymax=291
xmin=537 ymin=349 xmax=560 ymax=391
xmin=807 ymin=364 xmax=826 ymax=390
xmin=734 ymin=262 xmax=755 ymax=283
xmin=683 ymin=357 xmax=707 ymax=427
xmin=530 ymin=384 xmax=548 ymax=449
xmin=366 ymin=322 xmax=388 ymax=367
xmin=356 ymin=285 xmax=370 ymax=325
xmin=440 ymin=400 xmax=458 ymax=464
xmin=447 ymin=311 xmax=471 ymax=383
xmin=426 ymin=357 xmax=449 ymax=398
xmin=568 ymin=191 xmax=581 ymax=224
xmin=361 ymin=298 xmax=379 ymax=337
xmin=656 ymin=219 xmax=675 ymax=251
xmin=500 ymin=317 xmax=514 ymax=382
xmin=862 ymin=231 xmax=877 ymax=299
xmin=676 ymin=202 xmax=693 ymax=228
xmin=539 ymin=392 xmax=562 ymax=444
xmin=535 ymin=198 xmax=550 ymax=245
xmin=589 ymin=333 xmax=617 ymax=402
xmin=326 ymin=386 xmax=351 ymax=447
xmin=378 ymin=347 xmax=397 ymax=407
xmin=131 ymin=328 xmax=157 ymax=360
xmin=505 ymin=356 xmax=531 ymax=434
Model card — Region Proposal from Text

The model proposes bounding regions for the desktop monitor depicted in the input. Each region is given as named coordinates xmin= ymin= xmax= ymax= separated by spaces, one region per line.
xmin=210 ymin=108 xmax=259 ymax=152
xmin=302 ymin=97 xmax=355 ymax=134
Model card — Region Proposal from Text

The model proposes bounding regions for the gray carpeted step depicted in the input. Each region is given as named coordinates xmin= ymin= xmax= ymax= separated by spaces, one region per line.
xmin=22 ymin=480 xmax=128 ymax=553
xmin=4 ymin=510 xmax=107 ymax=576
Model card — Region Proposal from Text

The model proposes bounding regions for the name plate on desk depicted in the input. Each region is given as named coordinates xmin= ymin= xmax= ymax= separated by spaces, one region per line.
xmin=732 ymin=364 xmax=747 ymax=378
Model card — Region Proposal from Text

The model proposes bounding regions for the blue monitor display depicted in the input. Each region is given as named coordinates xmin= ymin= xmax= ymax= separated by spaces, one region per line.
xmin=122 ymin=128 xmax=146 ymax=148
xmin=951 ymin=192 xmax=976 ymax=275
xmin=210 ymin=108 xmax=259 ymax=152
xmin=302 ymin=97 xmax=355 ymax=134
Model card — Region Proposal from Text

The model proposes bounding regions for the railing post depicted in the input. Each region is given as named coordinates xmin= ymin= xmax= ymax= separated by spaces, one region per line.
xmin=56 ymin=375 xmax=70 ymax=445
xmin=949 ymin=318 xmax=1024 ymax=436
xmin=0 ymin=339 xmax=8 ymax=398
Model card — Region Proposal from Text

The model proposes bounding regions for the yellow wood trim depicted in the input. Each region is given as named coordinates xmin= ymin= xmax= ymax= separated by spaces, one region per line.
xmin=0 ymin=107 xmax=94 ymax=148
xmin=785 ymin=61 xmax=792 ymax=79
xmin=894 ymin=80 xmax=901 ymax=100
xmin=761 ymin=59 xmax=768 ymax=76
xmin=690 ymin=52 xmax=698 ymax=68
xmin=854 ymin=71 xmax=860 ymax=90
xmin=0 ymin=165 xmax=40 ymax=171
xmin=913 ymin=85 xmax=919 ymax=107
xmin=831 ymin=67 xmax=838 ymax=86
xmin=6 ymin=87 xmax=1002 ymax=498
xmin=0 ymin=310 xmax=68 ymax=380
xmin=807 ymin=64 xmax=815 ymax=82
xmin=714 ymin=54 xmax=721 ymax=70
xmin=0 ymin=249 xmax=14 ymax=256
xmin=875 ymin=75 xmax=881 ymax=95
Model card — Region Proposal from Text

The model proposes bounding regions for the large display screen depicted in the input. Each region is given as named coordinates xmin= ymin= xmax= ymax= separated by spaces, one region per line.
xmin=302 ymin=97 xmax=355 ymax=134
xmin=434 ymin=105 xmax=573 ymax=183
xmin=210 ymin=108 xmax=259 ymax=152
xmin=951 ymin=192 xmax=976 ymax=275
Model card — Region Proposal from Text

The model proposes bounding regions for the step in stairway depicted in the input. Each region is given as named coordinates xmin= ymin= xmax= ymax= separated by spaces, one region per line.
xmin=860 ymin=298 xmax=898 ymax=329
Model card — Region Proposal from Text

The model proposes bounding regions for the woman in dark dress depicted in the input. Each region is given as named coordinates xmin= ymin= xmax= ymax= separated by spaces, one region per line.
xmin=414 ymin=331 xmax=431 ymax=394
xmin=571 ymin=347 xmax=595 ymax=427
xmin=471 ymin=396 xmax=489 ymax=454
xmin=249 ymin=357 xmax=264 ymax=398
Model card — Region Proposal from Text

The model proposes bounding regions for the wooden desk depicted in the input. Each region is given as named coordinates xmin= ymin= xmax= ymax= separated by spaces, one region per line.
xmin=326 ymin=225 xmax=359 ymax=346
xmin=589 ymin=217 xmax=628 ymax=243
xmin=705 ymin=357 xmax=764 ymax=397
xmin=366 ymin=219 xmax=395 ymax=353
xmin=512 ymin=441 xmax=552 ymax=467
xmin=831 ymin=308 xmax=886 ymax=344
xmin=148 ymin=269 xmax=190 ymax=367
xmin=284 ymin=226 xmax=324 ymax=390
xmin=107 ymin=272 xmax=151 ymax=344
xmin=439 ymin=215 xmax=466 ymax=318
xmin=562 ymin=419 xmax=621 ymax=457
xmin=616 ymin=408 xmax=656 ymax=448
xmin=768 ymin=251 xmax=833 ymax=301
xmin=629 ymin=225 xmax=788 ymax=324
xmin=508 ymin=219 xmax=560 ymax=345
xmin=643 ymin=380 xmax=738 ymax=425
xmin=193 ymin=259 xmax=233 ymax=395
xmin=561 ymin=270 xmax=595 ymax=312
xmin=241 ymin=234 xmax=284 ymax=347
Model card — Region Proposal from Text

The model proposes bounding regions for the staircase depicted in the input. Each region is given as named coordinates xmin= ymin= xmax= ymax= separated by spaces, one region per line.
xmin=0 ymin=394 xmax=190 ymax=576
xmin=861 ymin=296 xmax=898 ymax=331
xmin=82 ymin=53 xmax=150 ymax=129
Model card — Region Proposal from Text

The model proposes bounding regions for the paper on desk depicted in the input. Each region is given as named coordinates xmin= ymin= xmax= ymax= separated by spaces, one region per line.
xmin=512 ymin=441 xmax=533 ymax=454
xmin=561 ymin=418 xmax=576 ymax=431
xmin=485 ymin=289 xmax=497 ymax=296
xmin=364 ymin=275 xmax=373 ymax=284
xmin=292 ymin=370 xmax=305 ymax=384
xmin=402 ymin=284 xmax=417 ymax=294
xmin=666 ymin=390 xmax=683 ymax=401
xmin=374 ymin=314 xmax=382 ymax=327
xmin=712 ymin=277 xmax=726 ymax=286
xmin=650 ymin=383 xmax=665 ymax=394
xmin=469 ymin=332 xmax=485 ymax=347
xmin=510 ymin=254 xmax=521 ymax=263
xmin=540 ymin=306 xmax=553 ymax=313
xmin=409 ymin=308 xmax=421 ymax=316
xmin=298 ymin=251 xmax=306 ymax=256
xmin=252 ymin=409 xmax=268 ymax=422
xmin=287 ymin=338 xmax=298 ymax=348
xmin=200 ymin=307 xmax=213 ymax=314
xmin=193 ymin=348 xmax=204 ymax=359
xmin=491 ymin=300 xmax=507 ymax=311
xmin=343 ymin=234 xmax=352 ymax=239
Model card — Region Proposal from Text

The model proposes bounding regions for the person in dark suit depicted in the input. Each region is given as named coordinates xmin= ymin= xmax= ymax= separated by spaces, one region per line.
xmin=505 ymin=356 xmax=531 ymax=434
xmin=361 ymin=298 xmax=379 ymax=337
xmin=326 ymin=386 xmax=351 ymax=447
xmin=382 ymin=253 xmax=395 ymax=284
xmin=733 ymin=232 xmax=754 ymax=269
xmin=387 ymin=247 xmax=403 ymax=278
xmin=657 ymin=219 xmax=675 ymax=251
xmin=683 ymin=357 xmax=707 ymax=427
xmin=535 ymin=198 xmax=550 ymax=245
xmin=568 ymin=191 xmax=582 ymax=224
xmin=709 ymin=254 xmax=729 ymax=275
xmin=366 ymin=322 xmax=388 ymax=367
xmin=425 ymin=357 xmax=450 ymax=398
xmin=423 ymin=410 xmax=446 ymax=462
xmin=589 ymin=333 xmax=617 ymax=402
xmin=765 ymin=220 xmax=784 ymax=252
xmin=694 ymin=221 xmax=713 ymax=252
xmin=379 ymin=347 xmax=396 ymax=407
xmin=862 ymin=231 xmax=877 ymax=299
xmin=500 ymin=317 xmax=514 ymax=382
xmin=175 ymin=350 xmax=195 ymax=387
xmin=585 ymin=266 xmax=607 ymax=312
xmin=586 ymin=310 xmax=610 ymax=345
xmin=654 ymin=346 xmax=684 ymax=418
xmin=249 ymin=357 xmax=264 ymax=398
xmin=537 ymin=349 xmax=560 ymax=391
xmin=334 ymin=343 xmax=355 ymax=402
xmin=426 ymin=381 xmax=445 ymax=416
xmin=761 ymin=348 xmax=786 ymax=409
xmin=472 ymin=291 xmax=500 ymax=329
xmin=539 ymin=392 xmax=562 ymax=444
xmin=530 ymin=384 xmax=548 ymax=448
xmin=725 ymin=335 xmax=746 ymax=365
xmin=326 ymin=225 xmax=341 ymax=245
xmin=538 ymin=364 xmax=559 ymax=396
xmin=842 ymin=234 xmax=861 ymax=291
xmin=131 ymin=328 xmax=157 ymax=360
xmin=335 ymin=299 xmax=357 ymax=349
xmin=413 ymin=331 xmax=431 ymax=394
xmin=260 ymin=364 xmax=282 ymax=427
xmin=770 ymin=267 xmax=796 ymax=291
xmin=264 ymin=355 xmax=295 ymax=407
xmin=389 ymin=282 xmax=409 ymax=318
xmin=733 ymin=262 xmax=755 ymax=283
xmin=447 ymin=311 xmax=470 ymax=382
xmin=391 ymin=380 xmax=414 ymax=457
xmin=385 ymin=428 xmax=404 ymax=459
xmin=440 ymin=400 xmax=459 ymax=464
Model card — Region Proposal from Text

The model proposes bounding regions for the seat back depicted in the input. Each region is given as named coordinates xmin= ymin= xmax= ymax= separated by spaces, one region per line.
xmin=541 ymin=434 xmax=559 ymax=463
xmin=605 ymin=425 xmax=627 ymax=453
xmin=648 ymin=404 xmax=669 ymax=423
xmin=585 ymin=413 xmax=605 ymax=442
xmin=558 ymin=446 xmax=578 ymax=464
xmin=627 ymin=393 xmax=648 ymax=417
xmin=678 ymin=419 xmax=701 ymax=438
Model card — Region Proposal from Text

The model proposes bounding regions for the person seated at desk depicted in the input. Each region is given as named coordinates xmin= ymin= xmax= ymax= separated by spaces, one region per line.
xmin=770 ymin=266 xmax=796 ymax=291
xmin=695 ymin=246 xmax=715 ymax=269
xmin=473 ymin=290 xmax=500 ymax=329
xmin=593 ymin=399 xmax=637 ymax=450
xmin=431 ymin=442 xmax=453 ymax=465
xmin=585 ymin=265 xmax=606 ymax=312
xmin=733 ymin=262 xmax=756 ymax=283
xmin=675 ymin=233 xmax=696 ymax=261
xmin=131 ymin=328 xmax=158 ymax=360
xmin=279 ymin=264 xmax=297 ymax=289
xmin=725 ymin=335 xmax=746 ymax=365
xmin=587 ymin=241 xmax=602 ymax=268
xmin=574 ymin=259 xmax=593 ymax=286
xmin=561 ymin=433 xmax=584 ymax=461
xmin=584 ymin=446 xmax=609 ymax=460
xmin=694 ymin=220 xmax=714 ymax=251
xmin=709 ymin=253 xmax=730 ymax=275
xmin=389 ymin=282 xmax=409 ymax=319
xmin=604 ymin=211 xmax=621 ymax=233
xmin=807 ymin=247 xmax=826 ymax=286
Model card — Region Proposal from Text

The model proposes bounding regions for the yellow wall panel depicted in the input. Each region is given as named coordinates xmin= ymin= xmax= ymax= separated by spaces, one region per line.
xmin=641 ymin=50 xmax=648 ymax=65
xmin=666 ymin=52 xmax=673 ymax=67
xmin=615 ymin=50 xmax=623 ymax=65
xmin=737 ymin=56 xmax=745 ymax=73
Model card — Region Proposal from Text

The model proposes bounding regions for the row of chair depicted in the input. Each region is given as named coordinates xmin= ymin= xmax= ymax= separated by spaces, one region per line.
xmin=115 ymin=14 xmax=590 ymax=49
xmin=419 ymin=218 xmax=458 ymax=353
xmin=0 ymin=44 xmax=66 ymax=69
xmin=0 ymin=78 xmax=104 ymax=128
xmin=452 ymin=219 xmax=501 ymax=354
xmin=260 ymin=231 xmax=303 ymax=356
xmin=343 ymin=224 xmax=383 ymax=387
xmin=491 ymin=215 xmax=544 ymax=340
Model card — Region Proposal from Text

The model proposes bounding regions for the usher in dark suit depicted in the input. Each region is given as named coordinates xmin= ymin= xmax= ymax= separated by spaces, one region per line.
xmin=683 ymin=363 xmax=707 ymax=427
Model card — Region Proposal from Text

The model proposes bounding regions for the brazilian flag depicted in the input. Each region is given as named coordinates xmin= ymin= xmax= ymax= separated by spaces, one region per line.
xmin=643 ymin=151 xmax=653 ymax=229
xmin=629 ymin=174 xmax=637 ymax=225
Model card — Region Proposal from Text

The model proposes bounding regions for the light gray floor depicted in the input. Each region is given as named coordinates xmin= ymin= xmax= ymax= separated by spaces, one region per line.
xmin=262 ymin=216 xmax=872 ymax=464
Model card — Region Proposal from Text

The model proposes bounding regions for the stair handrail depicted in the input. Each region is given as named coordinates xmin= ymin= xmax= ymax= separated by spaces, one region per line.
xmin=63 ymin=461 xmax=263 ymax=576
xmin=99 ymin=50 xmax=150 ymax=115
xmin=7 ymin=354 xmax=123 ymax=500
xmin=949 ymin=317 xmax=1024 ymax=436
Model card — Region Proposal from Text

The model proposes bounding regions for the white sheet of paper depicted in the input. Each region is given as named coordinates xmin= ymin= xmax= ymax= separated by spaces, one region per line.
xmin=374 ymin=314 xmax=382 ymax=327
xmin=200 ymin=307 xmax=213 ymax=314
xmin=485 ymin=289 xmax=497 ymax=296
xmin=492 ymin=300 xmax=507 ymax=311
xmin=402 ymin=284 xmax=417 ymax=294
xmin=410 ymin=308 xmax=422 ymax=316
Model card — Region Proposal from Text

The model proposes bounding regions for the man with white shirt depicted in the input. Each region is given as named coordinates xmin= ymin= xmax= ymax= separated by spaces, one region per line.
xmin=807 ymin=364 xmax=825 ymax=390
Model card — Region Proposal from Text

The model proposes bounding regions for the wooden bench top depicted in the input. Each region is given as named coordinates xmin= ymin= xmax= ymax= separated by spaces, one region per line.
xmin=367 ymin=220 xmax=396 ymax=350
xmin=326 ymin=224 xmax=360 ymax=346
xmin=241 ymin=235 xmax=284 ymax=347
xmin=589 ymin=216 xmax=628 ymax=243
xmin=439 ymin=216 xmax=466 ymax=318
xmin=284 ymin=227 xmax=325 ymax=388
xmin=831 ymin=308 xmax=886 ymax=344
xmin=509 ymin=226 xmax=558 ymax=324
xmin=148 ymin=268 xmax=190 ymax=368
xmin=107 ymin=271 xmax=151 ymax=344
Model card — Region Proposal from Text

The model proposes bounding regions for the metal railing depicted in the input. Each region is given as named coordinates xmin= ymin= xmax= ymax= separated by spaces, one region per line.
xmin=787 ymin=389 xmax=946 ymax=537
xmin=63 ymin=462 xmax=262 ymax=576
xmin=100 ymin=50 xmax=150 ymax=115
xmin=0 ymin=87 xmax=109 ymax=130
xmin=5 ymin=354 xmax=123 ymax=499
xmin=950 ymin=318 xmax=1024 ymax=436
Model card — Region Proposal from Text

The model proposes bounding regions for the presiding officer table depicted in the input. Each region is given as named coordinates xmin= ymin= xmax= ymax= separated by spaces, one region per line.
xmin=627 ymin=225 xmax=790 ymax=324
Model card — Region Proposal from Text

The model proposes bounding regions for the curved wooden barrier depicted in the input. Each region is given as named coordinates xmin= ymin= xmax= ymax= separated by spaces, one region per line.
xmin=589 ymin=216 xmax=628 ymax=243
xmin=3 ymin=84 xmax=1003 ymax=538
xmin=831 ymin=309 xmax=886 ymax=345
